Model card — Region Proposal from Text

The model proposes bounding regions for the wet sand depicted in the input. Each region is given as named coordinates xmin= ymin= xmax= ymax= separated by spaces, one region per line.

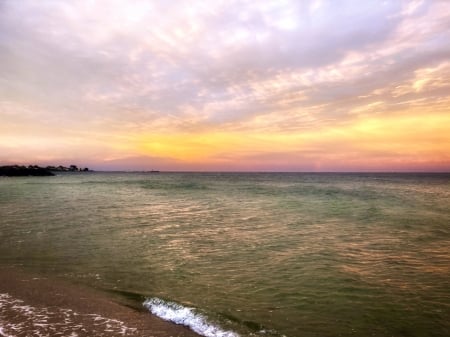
xmin=0 ymin=266 xmax=201 ymax=337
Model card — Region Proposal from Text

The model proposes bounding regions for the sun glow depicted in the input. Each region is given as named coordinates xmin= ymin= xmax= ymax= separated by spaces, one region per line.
xmin=128 ymin=109 xmax=450 ymax=171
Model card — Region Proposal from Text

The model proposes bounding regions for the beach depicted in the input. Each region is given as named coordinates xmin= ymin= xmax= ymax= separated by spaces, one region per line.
xmin=0 ymin=266 xmax=200 ymax=337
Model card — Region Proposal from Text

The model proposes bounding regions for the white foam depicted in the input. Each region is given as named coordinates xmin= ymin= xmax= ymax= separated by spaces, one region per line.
xmin=143 ymin=297 xmax=239 ymax=337
xmin=0 ymin=292 xmax=137 ymax=336
xmin=0 ymin=327 xmax=13 ymax=337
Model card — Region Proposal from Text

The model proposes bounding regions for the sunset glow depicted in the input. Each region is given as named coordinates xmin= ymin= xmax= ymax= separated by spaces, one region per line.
xmin=1 ymin=0 xmax=450 ymax=171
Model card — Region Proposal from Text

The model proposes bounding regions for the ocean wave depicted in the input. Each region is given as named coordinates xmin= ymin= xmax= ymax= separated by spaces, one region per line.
xmin=143 ymin=297 xmax=239 ymax=337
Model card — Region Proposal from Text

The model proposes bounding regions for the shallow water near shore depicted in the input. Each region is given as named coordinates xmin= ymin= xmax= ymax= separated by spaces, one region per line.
xmin=1 ymin=172 xmax=449 ymax=336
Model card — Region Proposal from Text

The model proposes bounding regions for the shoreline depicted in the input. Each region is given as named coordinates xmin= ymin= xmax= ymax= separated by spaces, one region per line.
xmin=0 ymin=266 xmax=201 ymax=337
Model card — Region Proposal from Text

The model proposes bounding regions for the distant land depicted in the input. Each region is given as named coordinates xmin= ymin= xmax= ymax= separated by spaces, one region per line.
xmin=0 ymin=165 xmax=90 ymax=177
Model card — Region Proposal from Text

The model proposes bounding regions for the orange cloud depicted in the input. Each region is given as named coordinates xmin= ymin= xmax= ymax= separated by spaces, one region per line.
xmin=122 ymin=110 xmax=450 ymax=171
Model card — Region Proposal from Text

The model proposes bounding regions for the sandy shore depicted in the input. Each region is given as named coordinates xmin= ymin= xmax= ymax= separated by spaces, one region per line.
xmin=0 ymin=266 xmax=201 ymax=337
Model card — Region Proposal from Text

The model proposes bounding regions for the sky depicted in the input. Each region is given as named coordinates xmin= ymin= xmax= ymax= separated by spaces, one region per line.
xmin=1 ymin=0 xmax=450 ymax=172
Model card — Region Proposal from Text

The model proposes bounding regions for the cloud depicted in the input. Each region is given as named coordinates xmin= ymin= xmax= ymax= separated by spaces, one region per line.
xmin=0 ymin=2 xmax=404 ymax=115
xmin=1 ymin=0 xmax=450 ymax=170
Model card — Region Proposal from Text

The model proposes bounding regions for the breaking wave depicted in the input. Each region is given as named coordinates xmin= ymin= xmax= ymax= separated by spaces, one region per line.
xmin=143 ymin=297 xmax=239 ymax=337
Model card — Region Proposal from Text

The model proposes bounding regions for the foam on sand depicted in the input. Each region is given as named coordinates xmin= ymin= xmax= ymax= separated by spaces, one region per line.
xmin=0 ymin=293 xmax=137 ymax=336
xmin=144 ymin=297 xmax=239 ymax=337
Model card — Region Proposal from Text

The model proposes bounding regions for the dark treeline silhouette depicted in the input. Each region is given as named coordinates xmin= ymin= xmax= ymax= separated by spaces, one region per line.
xmin=45 ymin=165 xmax=90 ymax=172
xmin=0 ymin=165 xmax=90 ymax=176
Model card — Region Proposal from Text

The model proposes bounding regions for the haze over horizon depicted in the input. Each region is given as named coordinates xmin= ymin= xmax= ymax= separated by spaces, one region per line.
xmin=1 ymin=0 xmax=450 ymax=172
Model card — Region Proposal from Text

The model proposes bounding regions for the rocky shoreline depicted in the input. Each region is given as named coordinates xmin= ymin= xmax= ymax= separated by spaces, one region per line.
xmin=0 ymin=165 xmax=90 ymax=177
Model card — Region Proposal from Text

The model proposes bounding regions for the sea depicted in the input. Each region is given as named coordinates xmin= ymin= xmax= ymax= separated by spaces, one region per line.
xmin=0 ymin=172 xmax=449 ymax=337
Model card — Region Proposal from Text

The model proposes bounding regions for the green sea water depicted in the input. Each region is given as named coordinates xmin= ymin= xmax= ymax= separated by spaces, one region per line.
xmin=0 ymin=172 xmax=449 ymax=337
